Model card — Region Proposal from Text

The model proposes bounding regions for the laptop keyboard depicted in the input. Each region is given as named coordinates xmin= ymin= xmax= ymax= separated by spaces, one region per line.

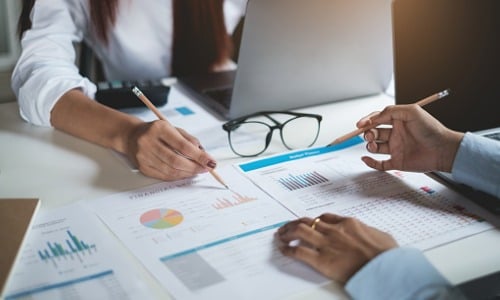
xmin=204 ymin=87 xmax=233 ymax=109
xmin=484 ymin=132 xmax=500 ymax=141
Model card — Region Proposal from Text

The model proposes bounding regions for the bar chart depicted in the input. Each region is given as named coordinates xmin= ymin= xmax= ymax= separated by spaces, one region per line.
xmin=277 ymin=171 xmax=329 ymax=191
xmin=212 ymin=193 xmax=257 ymax=210
xmin=37 ymin=230 xmax=97 ymax=265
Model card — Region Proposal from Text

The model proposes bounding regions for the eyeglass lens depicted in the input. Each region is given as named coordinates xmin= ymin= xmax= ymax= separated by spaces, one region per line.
xmin=281 ymin=116 xmax=320 ymax=149
xmin=228 ymin=115 xmax=320 ymax=156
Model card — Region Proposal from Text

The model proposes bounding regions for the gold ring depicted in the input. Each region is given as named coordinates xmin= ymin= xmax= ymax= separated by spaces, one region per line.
xmin=311 ymin=217 xmax=321 ymax=230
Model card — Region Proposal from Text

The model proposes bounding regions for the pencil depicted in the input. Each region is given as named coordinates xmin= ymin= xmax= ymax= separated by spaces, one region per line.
xmin=131 ymin=86 xmax=229 ymax=189
xmin=327 ymin=89 xmax=451 ymax=146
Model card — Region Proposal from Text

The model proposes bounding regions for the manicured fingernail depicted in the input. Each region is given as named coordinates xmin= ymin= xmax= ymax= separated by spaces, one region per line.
xmin=207 ymin=160 xmax=217 ymax=169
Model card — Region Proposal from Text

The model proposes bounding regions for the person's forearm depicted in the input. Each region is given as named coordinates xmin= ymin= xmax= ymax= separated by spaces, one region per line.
xmin=50 ymin=89 xmax=142 ymax=154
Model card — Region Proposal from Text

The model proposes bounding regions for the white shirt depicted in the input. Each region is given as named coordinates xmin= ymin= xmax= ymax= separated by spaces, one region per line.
xmin=12 ymin=0 xmax=246 ymax=127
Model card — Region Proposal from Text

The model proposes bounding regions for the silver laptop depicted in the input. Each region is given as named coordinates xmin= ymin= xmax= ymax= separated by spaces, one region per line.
xmin=178 ymin=0 xmax=393 ymax=119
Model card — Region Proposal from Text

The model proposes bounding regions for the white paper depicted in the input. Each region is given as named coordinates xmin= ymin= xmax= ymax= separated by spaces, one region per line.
xmin=88 ymin=166 xmax=329 ymax=300
xmin=3 ymin=203 xmax=152 ymax=300
xmin=238 ymin=137 xmax=494 ymax=250
xmin=88 ymin=136 xmax=494 ymax=299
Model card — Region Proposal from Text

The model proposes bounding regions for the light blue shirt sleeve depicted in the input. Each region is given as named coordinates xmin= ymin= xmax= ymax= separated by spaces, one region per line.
xmin=345 ymin=248 xmax=453 ymax=300
xmin=451 ymin=133 xmax=500 ymax=198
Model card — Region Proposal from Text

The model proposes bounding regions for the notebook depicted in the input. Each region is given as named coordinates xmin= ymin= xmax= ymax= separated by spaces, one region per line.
xmin=179 ymin=0 xmax=394 ymax=119
xmin=0 ymin=198 xmax=40 ymax=297
xmin=392 ymin=0 xmax=500 ymax=213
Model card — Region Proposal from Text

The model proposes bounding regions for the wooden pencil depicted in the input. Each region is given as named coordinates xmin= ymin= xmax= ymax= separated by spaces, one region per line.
xmin=131 ymin=86 xmax=229 ymax=189
xmin=327 ymin=89 xmax=451 ymax=146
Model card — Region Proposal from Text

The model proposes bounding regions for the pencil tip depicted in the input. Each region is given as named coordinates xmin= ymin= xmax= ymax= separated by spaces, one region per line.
xmin=327 ymin=140 xmax=339 ymax=147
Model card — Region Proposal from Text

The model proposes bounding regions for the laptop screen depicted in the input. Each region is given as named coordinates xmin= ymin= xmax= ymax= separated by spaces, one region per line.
xmin=392 ymin=0 xmax=500 ymax=132
xmin=179 ymin=0 xmax=394 ymax=119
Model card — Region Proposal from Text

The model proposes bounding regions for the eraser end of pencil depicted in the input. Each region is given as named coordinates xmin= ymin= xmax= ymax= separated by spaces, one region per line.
xmin=131 ymin=86 xmax=142 ymax=97
xmin=439 ymin=89 xmax=451 ymax=98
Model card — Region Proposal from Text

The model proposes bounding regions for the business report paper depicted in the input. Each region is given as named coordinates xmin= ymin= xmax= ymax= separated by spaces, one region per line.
xmin=239 ymin=137 xmax=494 ymax=250
xmin=90 ymin=136 xmax=494 ymax=299
xmin=89 ymin=167 xmax=329 ymax=300
xmin=3 ymin=203 xmax=151 ymax=300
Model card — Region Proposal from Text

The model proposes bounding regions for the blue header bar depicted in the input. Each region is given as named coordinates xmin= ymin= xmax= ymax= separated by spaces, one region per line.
xmin=239 ymin=136 xmax=363 ymax=172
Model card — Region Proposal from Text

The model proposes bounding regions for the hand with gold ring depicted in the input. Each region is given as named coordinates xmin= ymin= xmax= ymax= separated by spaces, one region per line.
xmin=276 ymin=213 xmax=397 ymax=284
xmin=311 ymin=217 xmax=321 ymax=230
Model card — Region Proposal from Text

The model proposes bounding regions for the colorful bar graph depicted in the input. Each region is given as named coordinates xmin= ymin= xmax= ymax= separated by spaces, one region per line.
xmin=38 ymin=230 xmax=96 ymax=265
xmin=212 ymin=193 xmax=257 ymax=210
xmin=277 ymin=171 xmax=329 ymax=191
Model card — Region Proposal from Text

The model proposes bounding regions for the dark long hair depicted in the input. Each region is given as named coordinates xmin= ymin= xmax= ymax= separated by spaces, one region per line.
xmin=18 ymin=0 xmax=232 ymax=76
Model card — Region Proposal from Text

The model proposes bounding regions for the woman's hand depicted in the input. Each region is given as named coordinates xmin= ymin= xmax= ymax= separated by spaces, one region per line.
xmin=126 ymin=120 xmax=217 ymax=181
xmin=357 ymin=104 xmax=464 ymax=173
xmin=51 ymin=89 xmax=217 ymax=182
xmin=276 ymin=214 xmax=397 ymax=284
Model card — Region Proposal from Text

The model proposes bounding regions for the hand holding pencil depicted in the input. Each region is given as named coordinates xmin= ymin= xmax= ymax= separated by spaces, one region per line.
xmin=131 ymin=87 xmax=228 ymax=188
xmin=340 ymin=89 xmax=464 ymax=173
xmin=327 ymin=89 xmax=450 ymax=146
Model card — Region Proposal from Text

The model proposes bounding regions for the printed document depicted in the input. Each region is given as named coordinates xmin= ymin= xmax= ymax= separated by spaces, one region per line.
xmin=90 ymin=136 xmax=494 ymax=299
xmin=239 ymin=137 xmax=494 ymax=250
xmin=89 ymin=167 xmax=328 ymax=300
xmin=3 ymin=203 xmax=152 ymax=300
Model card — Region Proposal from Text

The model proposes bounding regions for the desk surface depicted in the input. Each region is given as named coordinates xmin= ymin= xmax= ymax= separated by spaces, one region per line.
xmin=1 ymin=88 xmax=500 ymax=299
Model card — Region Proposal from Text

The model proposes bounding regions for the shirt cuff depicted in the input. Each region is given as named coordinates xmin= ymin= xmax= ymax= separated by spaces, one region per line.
xmin=451 ymin=132 xmax=500 ymax=198
xmin=345 ymin=247 xmax=449 ymax=300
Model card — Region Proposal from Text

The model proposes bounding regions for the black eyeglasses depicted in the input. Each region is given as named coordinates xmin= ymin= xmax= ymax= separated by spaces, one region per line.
xmin=222 ymin=111 xmax=322 ymax=157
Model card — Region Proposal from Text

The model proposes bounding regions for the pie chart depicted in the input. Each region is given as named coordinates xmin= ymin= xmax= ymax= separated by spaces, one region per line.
xmin=140 ymin=208 xmax=183 ymax=229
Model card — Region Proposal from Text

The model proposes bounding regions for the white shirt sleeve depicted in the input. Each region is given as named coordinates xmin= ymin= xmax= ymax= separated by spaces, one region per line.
xmin=345 ymin=247 xmax=454 ymax=300
xmin=11 ymin=0 xmax=96 ymax=127
xmin=451 ymin=133 xmax=500 ymax=198
xmin=224 ymin=0 xmax=247 ymax=34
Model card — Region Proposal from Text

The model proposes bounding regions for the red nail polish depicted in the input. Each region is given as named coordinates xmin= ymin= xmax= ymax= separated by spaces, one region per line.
xmin=207 ymin=160 xmax=217 ymax=169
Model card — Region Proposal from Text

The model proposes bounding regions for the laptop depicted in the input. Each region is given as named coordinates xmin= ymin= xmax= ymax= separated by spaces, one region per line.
xmin=457 ymin=269 xmax=500 ymax=300
xmin=392 ymin=0 xmax=500 ymax=207
xmin=179 ymin=0 xmax=394 ymax=119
